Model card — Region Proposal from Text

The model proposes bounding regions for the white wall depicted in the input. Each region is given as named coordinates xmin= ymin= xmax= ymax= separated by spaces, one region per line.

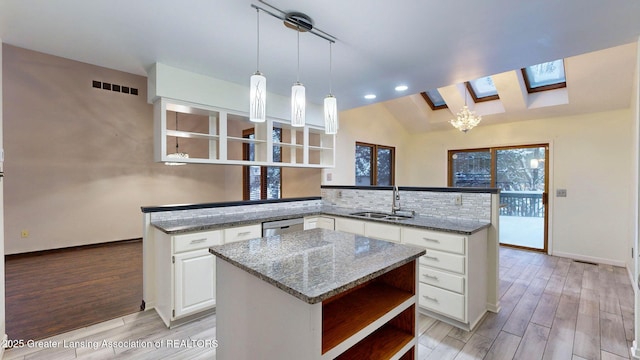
xmin=405 ymin=110 xmax=633 ymax=265
xmin=0 ymin=37 xmax=7 ymax=351
xmin=328 ymin=101 xmax=634 ymax=265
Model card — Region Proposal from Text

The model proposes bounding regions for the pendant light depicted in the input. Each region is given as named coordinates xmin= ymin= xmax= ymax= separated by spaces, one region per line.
xmin=450 ymin=86 xmax=482 ymax=133
xmin=291 ymin=25 xmax=305 ymax=127
xmin=250 ymin=8 xmax=266 ymax=123
xmin=165 ymin=112 xmax=189 ymax=166
xmin=324 ymin=41 xmax=338 ymax=134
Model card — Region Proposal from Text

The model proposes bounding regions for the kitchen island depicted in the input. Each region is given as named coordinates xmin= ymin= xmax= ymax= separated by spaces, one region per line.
xmin=209 ymin=228 xmax=425 ymax=360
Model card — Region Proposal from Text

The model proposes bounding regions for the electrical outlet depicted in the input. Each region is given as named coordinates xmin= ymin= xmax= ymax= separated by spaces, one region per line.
xmin=454 ymin=194 xmax=462 ymax=206
xmin=21 ymin=230 xmax=29 ymax=238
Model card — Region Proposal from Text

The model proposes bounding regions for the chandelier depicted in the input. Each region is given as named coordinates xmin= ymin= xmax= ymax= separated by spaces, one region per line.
xmin=450 ymin=87 xmax=481 ymax=133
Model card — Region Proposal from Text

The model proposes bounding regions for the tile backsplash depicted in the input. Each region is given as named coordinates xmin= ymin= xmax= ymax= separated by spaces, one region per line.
xmin=321 ymin=188 xmax=491 ymax=222
xmin=149 ymin=199 xmax=322 ymax=222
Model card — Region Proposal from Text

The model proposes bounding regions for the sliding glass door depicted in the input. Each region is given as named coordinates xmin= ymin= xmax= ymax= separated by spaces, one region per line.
xmin=449 ymin=144 xmax=549 ymax=252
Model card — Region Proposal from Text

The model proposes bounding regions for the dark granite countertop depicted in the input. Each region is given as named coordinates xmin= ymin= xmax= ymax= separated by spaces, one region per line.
xmin=209 ymin=228 xmax=425 ymax=304
xmin=151 ymin=205 xmax=490 ymax=235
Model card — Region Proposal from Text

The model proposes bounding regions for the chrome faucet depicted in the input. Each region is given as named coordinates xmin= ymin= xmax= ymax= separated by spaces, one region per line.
xmin=392 ymin=185 xmax=401 ymax=214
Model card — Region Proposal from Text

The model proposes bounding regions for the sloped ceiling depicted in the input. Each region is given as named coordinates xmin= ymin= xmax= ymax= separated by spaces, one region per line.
xmin=0 ymin=1 xmax=639 ymax=132
xmin=384 ymin=43 xmax=638 ymax=132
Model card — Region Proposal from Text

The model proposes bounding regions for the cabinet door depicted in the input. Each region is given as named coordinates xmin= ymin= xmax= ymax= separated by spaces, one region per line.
xmin=174 ymin=249 xmax=216 ymax=318
xmin=365 ymin=222 xmax=401 ymax=243
xmin=335 ymin=217 xmax=365 ymax=235
xmin=304 ymin=216 xmax=335 ymax=230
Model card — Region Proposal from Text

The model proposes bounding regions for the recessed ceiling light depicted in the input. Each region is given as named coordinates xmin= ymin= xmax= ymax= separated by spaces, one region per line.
xmin=364 ymin=94 xmax=376 ymax=100
xmin=395 ymin=85 xmax=408 ymax=91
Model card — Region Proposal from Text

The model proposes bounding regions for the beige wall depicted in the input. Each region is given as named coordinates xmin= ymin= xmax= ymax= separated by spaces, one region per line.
xmin=322 ymin=102 xmax=411 ymax=186
xmin=329 ymin=100 xmax=634 ymax=265
xmin=3 ymin=45 xmax=319 ymax=254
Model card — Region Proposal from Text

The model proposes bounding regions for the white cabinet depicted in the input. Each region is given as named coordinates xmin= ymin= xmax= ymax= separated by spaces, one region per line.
xmin=153 ymin=97 xmax=335 ymax=168
xmin=335 ymin=217 xmax=365 ymax=235
xmin=331 ymin=215 xmax=488 ymax=331
xmin=223 ymin=224 xmax=262 ymax=243
xmin=154 ymin=229 xmax=222 ymax=327
xmin=404 ymin=227 xmax=488 ymax=330
xmin=174 ymin=249 xmax=216 ymax=318
xmin=303 ymin=216 xmax=335 ymax=230
xmin=334 ymin=216 xmax=400 ymax=243
xmin=364 ymin=221 xmax=401 ymax=243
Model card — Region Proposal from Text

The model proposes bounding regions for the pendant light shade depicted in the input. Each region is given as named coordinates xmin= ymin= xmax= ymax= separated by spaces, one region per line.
xmin=250 ymin=72 xmax=266 ymax=122
xmin=250 ymin=8 xmax=266 ymax=123
xmin=291 ymin=26 xmax=305 ymax=127
xmin=324 ymin=95 xmax=338 ymax=134
xmin=291 ymin=82 xmax=306 ymax=127
xmin=324 ymin=41 xmax=338 ymax=134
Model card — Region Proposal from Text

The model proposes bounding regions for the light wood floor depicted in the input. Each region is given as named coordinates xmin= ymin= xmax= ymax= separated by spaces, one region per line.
xmin=4 ymin=247 xmax=635 ymax=360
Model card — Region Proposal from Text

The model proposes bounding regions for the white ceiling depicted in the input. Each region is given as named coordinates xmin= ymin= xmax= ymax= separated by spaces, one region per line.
xmin=1 ymin=0 xmax=640 ymax=131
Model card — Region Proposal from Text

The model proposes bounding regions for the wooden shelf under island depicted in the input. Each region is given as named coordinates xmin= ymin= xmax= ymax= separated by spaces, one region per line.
xmin=210 ymin=228 xmax=425 ymax=360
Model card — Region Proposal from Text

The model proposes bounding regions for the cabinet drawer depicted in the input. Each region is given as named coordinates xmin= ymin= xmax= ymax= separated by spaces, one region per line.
xmin=419 ymin=249 xmax=465 ymax=274
xmin=304 ymin=216 xmax=335 ymax=230
xmin=419 ymin=266 xmax=464 ymax=294
xmin=365 ymin=222 xmax=401 ymax=243
xmin=173 ymin=230 xmax=222 ymax=253
xmin=224 ymin=224 xmax=262 ymax=244
xmin=335 ymin=217 xmax=365 ymax=235
xmin=419 ymin=283 xmax=465 ymax=321
xmin=403 ymin=228 xmax=466 ymax=255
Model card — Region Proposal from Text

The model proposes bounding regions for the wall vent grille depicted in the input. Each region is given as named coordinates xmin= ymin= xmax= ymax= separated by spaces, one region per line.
xmin=92 ymin=80 xmax=138 ymax=96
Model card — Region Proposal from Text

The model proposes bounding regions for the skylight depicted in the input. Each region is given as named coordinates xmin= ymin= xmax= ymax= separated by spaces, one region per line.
xmin=466 ymin=77 xmax=499 ymax=102
xmin=522 ymin=59 xmax=566 ymax=93
xmin=420 ymin=89 xmax=447 ymax=110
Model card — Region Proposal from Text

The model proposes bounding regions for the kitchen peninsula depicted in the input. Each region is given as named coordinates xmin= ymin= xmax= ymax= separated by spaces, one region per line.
xmin=141 ymin=186 xmax=500 ymax=331
xmin=210 ymin=228 xmax=425 ymax=359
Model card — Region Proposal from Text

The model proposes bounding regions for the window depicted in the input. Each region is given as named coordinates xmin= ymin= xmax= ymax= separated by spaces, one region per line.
xmin=466 ymin=76 xmax=499 ymax=102
xmin=420 ymin=89 xmax=448 ymax=110
xmin=243 ymin=128 xmax=282 ymax=200
xmin=521 ymin=59 xmax=566 ymax=93
xmin=355 ymin=142 xmax=395 ymax=186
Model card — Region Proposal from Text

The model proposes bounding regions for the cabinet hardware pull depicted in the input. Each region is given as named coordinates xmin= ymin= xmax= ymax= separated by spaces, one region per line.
xmin=190 ymin=239 xmax=207 ymax=244
xmin=422 ymin=237 xmax=440 ymax=243
xmin=422 ymin=274 xmax=439 ymax=280
xmin=238 ymin=231 xmax=251 ymax=236
xmin=424 ymin=255 xmax=439 ymax=261
xmin=423 ymin=295 xmax=439 ymax=303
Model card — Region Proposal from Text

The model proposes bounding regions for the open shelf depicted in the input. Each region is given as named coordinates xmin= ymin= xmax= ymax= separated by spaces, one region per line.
xmin=335 ymin=305 xmax=415 ymax=360
xmin=166 ymin=129 xmax=219 ymax=140
xmin=322 ymin=261 xmax=415 ymax=355
xmin=155 ymin=97 xmax=336 ymax=168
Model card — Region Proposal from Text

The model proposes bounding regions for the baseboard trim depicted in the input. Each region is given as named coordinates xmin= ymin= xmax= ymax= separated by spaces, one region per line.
xmin=1 ymin=333 xmax=7 ymax=355
xmin=631 ymin=340 xmax=640 ymax=359
xmin=6 ymin=238 xmax=142 ymax=259
xmin=551 ymin=251 xmax=625 ymax=267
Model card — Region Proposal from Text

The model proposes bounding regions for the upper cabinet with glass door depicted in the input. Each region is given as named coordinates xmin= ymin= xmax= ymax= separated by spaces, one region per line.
xmin=153 ymin=98 xmax=335 ymax=168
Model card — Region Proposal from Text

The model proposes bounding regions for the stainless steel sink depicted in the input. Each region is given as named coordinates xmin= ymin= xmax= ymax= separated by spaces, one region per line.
xmin=384 ymin=215 xmax=412 ymax=221
xmin=349 ymin=212 xmax=412 ymax=221
xmin=350 ymin=211 xmax=388 ymax=219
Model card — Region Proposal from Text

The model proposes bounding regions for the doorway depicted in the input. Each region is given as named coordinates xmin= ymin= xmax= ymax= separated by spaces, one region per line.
xmin=448 ymin=144 xmax=549 ymax=252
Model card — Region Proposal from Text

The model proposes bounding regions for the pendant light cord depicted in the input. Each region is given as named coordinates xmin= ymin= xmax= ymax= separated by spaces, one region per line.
xmin=296 ymin=26 xmax=300 ymax=82
xmin=329 ymin=42 xmax=333 ymax=95
xmin=256 ymin=8 xmax=260 ymax=72
xmin=175 ymin=112 xmax=179 ymax=152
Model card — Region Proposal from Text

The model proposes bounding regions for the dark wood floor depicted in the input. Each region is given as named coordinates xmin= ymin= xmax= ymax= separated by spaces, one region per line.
xmin=5 ymin=239 xmax=143 ymax=341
